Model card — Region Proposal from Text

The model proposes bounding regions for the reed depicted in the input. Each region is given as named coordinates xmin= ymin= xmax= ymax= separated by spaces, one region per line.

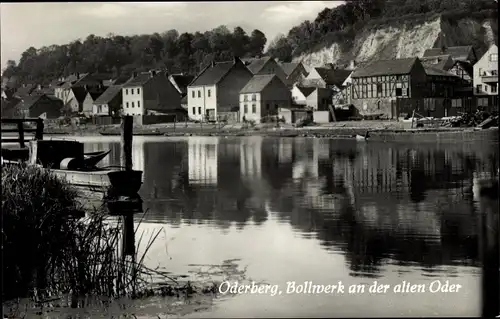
xmin=1 ymin=164 xmax=161 ymax=304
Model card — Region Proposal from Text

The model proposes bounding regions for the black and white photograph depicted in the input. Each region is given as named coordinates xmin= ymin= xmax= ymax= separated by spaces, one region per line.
xmin=1 ymin=1 xmax=499 ymax=318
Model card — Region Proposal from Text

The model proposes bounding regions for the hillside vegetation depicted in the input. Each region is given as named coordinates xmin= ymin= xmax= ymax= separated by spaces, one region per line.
xmin=2 ymin=26 xmax=267 ymax=86
xmin=266 ymin=0 xmax=498 ymax=62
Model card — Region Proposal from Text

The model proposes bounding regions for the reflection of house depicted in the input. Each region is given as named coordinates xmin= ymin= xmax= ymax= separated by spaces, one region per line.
xmin=239 ymin=74 xmax=290 ymax=123
xmin=240 ymin=137 xmax=262 ymax=178
xmin=278 ymin=140 xmax=293 ymax=164
xmin=188 ymin=138 xmax=218 ymax=185
xmin=132 ymin=139 xmax=145 ymax=175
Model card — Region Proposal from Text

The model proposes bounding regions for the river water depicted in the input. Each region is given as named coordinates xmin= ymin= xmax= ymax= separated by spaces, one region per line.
xmin=73 ymin=135 xmax=498 ymax=317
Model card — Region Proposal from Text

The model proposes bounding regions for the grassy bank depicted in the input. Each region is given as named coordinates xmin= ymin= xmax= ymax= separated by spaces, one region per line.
xmin=1 ymin=164 xmax=247 ymax=318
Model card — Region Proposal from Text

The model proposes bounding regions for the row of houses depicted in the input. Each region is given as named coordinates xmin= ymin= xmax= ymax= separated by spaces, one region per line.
xmin=1 ymin=44 xmax=497 ymax=122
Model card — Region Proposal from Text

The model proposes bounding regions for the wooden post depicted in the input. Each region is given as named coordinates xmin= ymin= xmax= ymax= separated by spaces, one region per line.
xmin=478 ymin=178 xmax=499 ymax=318
xmin=35 ymin=118 xmax=44 ymax=140
xmin=120 ymin=116 xmax=133 ymax=171
xmin=120 ymin=115 xmax=135 ymax=256
xmin=18 ymin=121 xmax=25 ymax=148
xmin=411 ymin=109 xmax=415 ymax=129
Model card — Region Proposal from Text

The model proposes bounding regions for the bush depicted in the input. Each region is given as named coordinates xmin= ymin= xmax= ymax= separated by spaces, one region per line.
xmin=1 ymin=164 xmax=159 ymax=303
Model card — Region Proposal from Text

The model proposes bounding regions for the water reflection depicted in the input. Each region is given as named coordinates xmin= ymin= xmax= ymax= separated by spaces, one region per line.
xmin=83 ymin=136 xmax=498 ymax=277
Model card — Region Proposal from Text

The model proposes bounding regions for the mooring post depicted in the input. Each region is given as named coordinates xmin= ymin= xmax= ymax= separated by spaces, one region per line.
xmin=478 ymin=178 xmax=499 ymax=318
xmin=17 ymin=121 xmax=25 ymax=148
xmin=35 ymin=118 xmax=44 ymax=140
xmin=120 ymin=116 xmax=136 ymax=256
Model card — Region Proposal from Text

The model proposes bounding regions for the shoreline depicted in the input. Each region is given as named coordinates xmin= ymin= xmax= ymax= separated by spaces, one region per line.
xmin=43 ymin=124 xmax=499 ymax=142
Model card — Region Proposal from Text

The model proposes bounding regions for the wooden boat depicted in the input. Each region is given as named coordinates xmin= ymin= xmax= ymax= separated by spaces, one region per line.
xmin=99 ymin=131 xmax=163 ymax=136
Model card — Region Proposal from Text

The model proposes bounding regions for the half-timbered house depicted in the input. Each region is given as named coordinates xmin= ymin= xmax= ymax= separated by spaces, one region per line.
xmin=350 ymin=58 xmax=427 ymax=118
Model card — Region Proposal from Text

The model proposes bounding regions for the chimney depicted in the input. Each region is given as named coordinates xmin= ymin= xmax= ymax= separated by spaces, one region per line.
xmin=349 ymin=60 xmax=356 ymax=70
xmin=441 ymin=45 xmax=447 ymax=54
xmin=132 ymin=71 xmax=138 ymax=78
xmin=37 ymin=84 xmax=42 ymax=90
xmin=22 ymin=83 xmax=27 ymax=88
xmin=149 ymin=70 xmax=156 ymax=78
xmin=234 ymin=56 xmax=239 ymax=64
xmin=211 ymin=60 xmax=215 ymax=68
xmin=76 ymin=72 xmax=80 ymax=79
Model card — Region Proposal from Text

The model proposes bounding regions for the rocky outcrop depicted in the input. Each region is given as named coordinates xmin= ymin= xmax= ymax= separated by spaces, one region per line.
xmin=294 ymin=15 xmax=498 ymax=69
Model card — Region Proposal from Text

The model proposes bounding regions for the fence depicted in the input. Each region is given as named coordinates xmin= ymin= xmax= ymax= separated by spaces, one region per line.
xmin=1 ymin=118 xmax=44 ymax=148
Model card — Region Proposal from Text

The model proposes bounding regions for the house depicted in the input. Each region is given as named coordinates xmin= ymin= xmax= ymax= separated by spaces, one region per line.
xmin=350 ymin=57 xmax=427 ymax=117
xmin=180 ymin=95 xmax=188 ymax=109
xmin=54 ymin=73 xmax=88 ymax=103
xmin=15 ymin=94 xmax=63 ymax=119
xmin=279 ymin=62 xmax=308 ymax=88
xmin=169 ymin=74 xmax=195 ymax=97
xmin=92 ymin=85 xmax=123 ymax=116
xmin=302 ymin=67 xmax=352 ymax=91
xmin=31 ymin=84 xmax=56 ymax=97
xmin=420 ymin=55 xmax=455 ymax=71
xmin=473 ymin=44 xmax=498 ymax=108
xmin=239 ymin=74 xmax=291 ymax=123
xmin=246 ymin=56 xmax=288 ymax=84
xmin=291 ymin=85 xmax=315 ymax=105
xmin=121 ymin=70 xmax=181 ymax=116
xmin=188 ymin=57 xmax=253 ymax=122
xmin=449 ymin=61 xmax=473 ymax=83
xmin=305 ymin=87 xmax=333 ymax=111
xmin=423 ymin=46 xmax=478 ymax=64
xmin=82 ymin=90 xmax=105 ymax=116
xmin=13 ymin=84 xmax=35 ymax=99
xmin=62 ymin=86 xmax=88 ymax=114
xmin=423 ymin=66 xmax=463 ymax=98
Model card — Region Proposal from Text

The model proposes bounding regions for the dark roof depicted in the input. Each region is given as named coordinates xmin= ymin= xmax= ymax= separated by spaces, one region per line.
xmin=424 ymin=65 xmax=457 ymax=77
xmin=247 ymin=56 xmax=273 ymax=74
xmin=122 ymin=72 xmax=156 ymax=88
xmin=180 ymin=95 xmax=188 ymax=104
xmin=351 ymin=58 xmax=418 ymax=78
xmin=32 ymin=86 xmax=55 ymax=96
xmin=314 ymin=68 xmax=351 ymax=86
xmin=296 ymin=86 xmax=316 ymax=97
xmin=14 ymin=84 xmax=35 ymax=98
xmin=190 ymin=60 xmax=236 ymax=87
xmin=88 ymin=90 xmax=104 ymax=101
xmin=454 ymin=60 xmax=473 ymax=76
xmin=423 ymin=46 xmax=474 ymax=61
xmin=170 ymin=74 xmax=195 ymax=94
xmin=240 ymin=74 xmax=277 ymax=94
xmin=420 ymin=54 xmax=453 ymax=70
xmin=71 ymin=86 xmax=88 ymax=103
xmin=281 ymin=62 xmax=300 ymax=76
xmin=93 ymin=85 xmax=122 ymax=105
xmin=17 ymin=94 xmax=62 ymax=111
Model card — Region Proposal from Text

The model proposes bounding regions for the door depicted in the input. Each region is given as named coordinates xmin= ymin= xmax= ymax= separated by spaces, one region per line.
xmin=206 ymin=109 xmax=215 ymax=122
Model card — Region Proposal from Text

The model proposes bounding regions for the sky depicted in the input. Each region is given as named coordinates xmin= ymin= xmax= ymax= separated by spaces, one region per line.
xmin=0 ymin=1 xmax=344 ymax=68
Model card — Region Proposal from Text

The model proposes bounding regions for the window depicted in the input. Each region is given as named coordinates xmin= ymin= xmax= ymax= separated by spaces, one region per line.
xmin=207 ymin=89 xmax=211 ymax=97
xmin=490 ymin=54 xmax=498 ymax=62
xmin=492 ymin=85 xmax=497 ymax=93
xmin=244 ymin=104 xmax=248 ymax=113
xmin=198 ymin=90 xmax=201 ymax=98
xmin=192 ymin=107 xmax=196 ymax=114
xmin=395 ymin=88 xmax=402 ymax=97
xmin=126 ymin=102 xmax=129 ymax=108
xmin=138 ymin=101 xmax=141 ymax=108
xmin=192 ymin=91 xmax=195 ymax=98
xmin=244 ymin=95 xmax=248 ymax=101
xmin=492 ymin=70 xmax=498 ymax=76
xmin=125 ymin=89 xmax=128 ymax=95
xmin=131 ymin=102 xmax=135 ymax=108
xmin=376 ymin=83 xmax=382 ymax=96
xmin=252 ymin=94 xmax=256 ymax=101
xmin=476 ymin=85 xmax=482 ymax=93
xmin=485 ymin=85 xmax=488 ymax=92
xmin=198 ymin=107 xmax=201 ymax=114
xmin=252 ymin=104 xmax=256 ymax=113
xmin=137 ymin=88 xmax=140 ymax=94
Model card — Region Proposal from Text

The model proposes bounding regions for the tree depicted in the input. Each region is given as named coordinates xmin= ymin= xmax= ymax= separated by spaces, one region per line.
xmin=248 ymin=29 xmax=267 ymax=57
xmin=266 ymin=34 xmax=293 ymax=62
xmin=231 ymin=26 xmax=250 ymax=57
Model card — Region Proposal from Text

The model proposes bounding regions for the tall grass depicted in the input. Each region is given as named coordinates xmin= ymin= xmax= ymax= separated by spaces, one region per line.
xmin=1 ymin=164 xmax=161 ymax=304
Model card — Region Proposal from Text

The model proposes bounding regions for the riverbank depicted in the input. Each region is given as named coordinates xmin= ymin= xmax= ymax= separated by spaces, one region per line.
xmin=43 ymin=121 xmax=499 ymax=143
